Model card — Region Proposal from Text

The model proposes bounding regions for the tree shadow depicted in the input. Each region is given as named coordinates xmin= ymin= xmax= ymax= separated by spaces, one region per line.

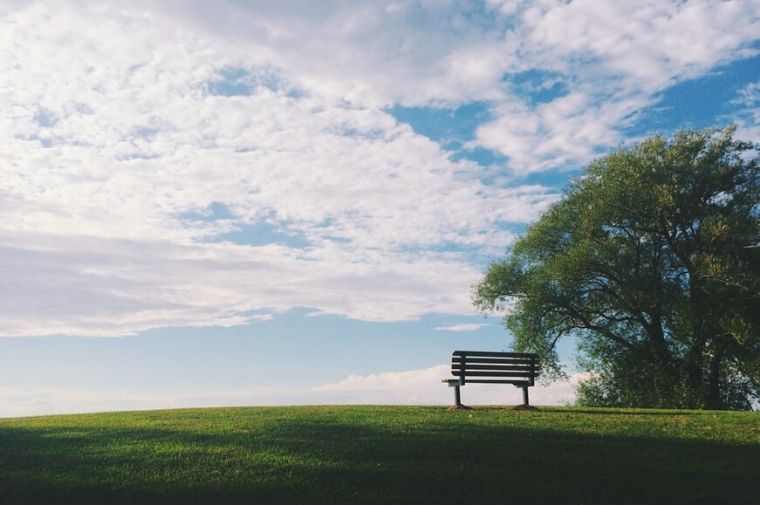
xmin=538 ymin=407 xmax=699 ymax=416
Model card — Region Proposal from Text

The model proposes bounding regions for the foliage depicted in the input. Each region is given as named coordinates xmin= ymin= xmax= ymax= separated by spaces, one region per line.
xmin=0 ymin=406 xmax=759 ymax=504
xmin=474 ymin=127 xmax=760 ymax=409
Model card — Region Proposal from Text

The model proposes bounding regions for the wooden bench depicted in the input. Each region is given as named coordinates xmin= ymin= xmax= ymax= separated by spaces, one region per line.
xmin=442 ymin=350 xmax=539 ymax=408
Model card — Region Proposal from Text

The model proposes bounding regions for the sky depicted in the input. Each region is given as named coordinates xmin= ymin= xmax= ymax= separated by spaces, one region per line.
xmin=1 ymin=0 xmax=760 ymax=417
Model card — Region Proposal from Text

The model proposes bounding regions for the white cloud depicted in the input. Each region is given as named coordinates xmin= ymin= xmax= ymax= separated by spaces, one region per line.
xmin=0 ymin=385 xmax=289 ymax=419
xmin=475 ymin=93 xmax=647 ymax=174
xmin=311 ymin=364 xmax=585 ymax=406
xmin=475 ymin=0 xmax=760 ymax=173
xmin=516 ymin=0 xmax=760 ymax=93
xmin=0 ymin=231 xmax=485 ymax=336
xmin=160 ymin=0 xmax=760 ymax=174
xmin=735 ymin=82 xmax=760 ymax=108
xmin=0 ymin=2 xmax=559 ymax=336
xmin=434 ymin=323 xmax=490 ymax=332
xmin=144 ymin=0 xmax=514 ymax=108
xmin=1 ymin=0 xmax=758 ymax=336
xmin=731 ymin=81 xmax=760 ymax=142
xmin=0 ymin=365 xmax=589 ymax=418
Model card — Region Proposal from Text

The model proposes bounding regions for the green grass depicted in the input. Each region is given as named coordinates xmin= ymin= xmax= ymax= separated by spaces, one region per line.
xmin=1 ymin=405 xmax=758 ymax=504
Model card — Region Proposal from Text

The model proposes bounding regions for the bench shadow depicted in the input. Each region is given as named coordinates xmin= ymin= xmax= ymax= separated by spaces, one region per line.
xmin=0 ymin=410 xmax=757 ymax=505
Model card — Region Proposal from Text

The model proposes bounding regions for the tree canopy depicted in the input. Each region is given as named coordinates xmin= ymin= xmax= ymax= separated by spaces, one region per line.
xmin=474 ymin=128 xmax=760 ymax=409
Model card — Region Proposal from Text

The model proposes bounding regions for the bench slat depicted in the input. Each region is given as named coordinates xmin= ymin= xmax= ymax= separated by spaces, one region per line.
xmin=452 ymin=364 xmax=534 ymax=371
xmin=452 ymin=356 xmax=535 ymax=365
xmin=464 ymin=379 xmax=531 ymax=385
xmin=452 ymin=371 xmax=535 ymax=378
xmin=453 ymin=350 xmax=538 ymax=358
xmin=453 ymin=360 xmax=534 ymax=367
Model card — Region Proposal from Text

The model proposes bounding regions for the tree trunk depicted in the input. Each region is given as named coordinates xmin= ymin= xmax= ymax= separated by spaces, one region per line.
xmin=684 ymin=343 xmax=705 ymax=408
xmin=706 ymin=343 xmax=724 ymax=410
xmin=647 ymin=323 xmax=676 ymax=403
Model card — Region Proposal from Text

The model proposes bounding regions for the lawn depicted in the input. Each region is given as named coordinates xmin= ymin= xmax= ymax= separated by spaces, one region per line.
xmin=0 ymin=405 xmax=758 ymax=504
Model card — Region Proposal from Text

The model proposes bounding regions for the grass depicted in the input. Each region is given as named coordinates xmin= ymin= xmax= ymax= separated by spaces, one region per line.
xmin=0 ymin=405 xmax=758 ymax=504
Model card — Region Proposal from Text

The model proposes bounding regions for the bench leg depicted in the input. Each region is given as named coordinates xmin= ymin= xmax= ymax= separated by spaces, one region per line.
xmin=522 ymin=386 xmax=529 ymax=407
xmin=454 ymin=384 xmax=462 ymax=408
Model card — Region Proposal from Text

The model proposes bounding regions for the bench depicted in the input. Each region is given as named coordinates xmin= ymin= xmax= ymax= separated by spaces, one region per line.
xmin=442 ymin=350 xmax=539 ymax=408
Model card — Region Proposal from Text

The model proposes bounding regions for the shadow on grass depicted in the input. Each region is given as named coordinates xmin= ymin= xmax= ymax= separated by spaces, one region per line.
xmin=537 ymin=407 xmax=700 ymax=416
xmin=0 ymin=409 xmax=757 ymax=505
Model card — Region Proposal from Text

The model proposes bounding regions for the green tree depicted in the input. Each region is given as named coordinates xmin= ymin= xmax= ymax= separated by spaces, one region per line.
xmin=474 ymin=128 xmax=760 ymax=409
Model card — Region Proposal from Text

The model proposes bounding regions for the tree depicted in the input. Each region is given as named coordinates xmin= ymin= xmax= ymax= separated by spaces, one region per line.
xmin=474 ymin=128 xmax=760 ymax=410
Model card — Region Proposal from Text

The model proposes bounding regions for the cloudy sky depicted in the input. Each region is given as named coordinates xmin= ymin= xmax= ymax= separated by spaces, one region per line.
xmin=2 ymin=0 xmax=759 ymax=417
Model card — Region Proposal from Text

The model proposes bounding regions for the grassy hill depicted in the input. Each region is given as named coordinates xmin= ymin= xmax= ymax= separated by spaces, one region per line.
xmin=0 ymin=405 xmax=758 ymax=504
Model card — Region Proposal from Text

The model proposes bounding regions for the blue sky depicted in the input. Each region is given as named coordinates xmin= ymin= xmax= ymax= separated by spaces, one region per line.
xmin=1 ymin=0 xmax=759 ymax=417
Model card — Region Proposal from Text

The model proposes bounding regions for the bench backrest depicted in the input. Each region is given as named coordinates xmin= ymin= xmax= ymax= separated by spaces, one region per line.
xmin=451 ymin=350 xmax=538 ymax=385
